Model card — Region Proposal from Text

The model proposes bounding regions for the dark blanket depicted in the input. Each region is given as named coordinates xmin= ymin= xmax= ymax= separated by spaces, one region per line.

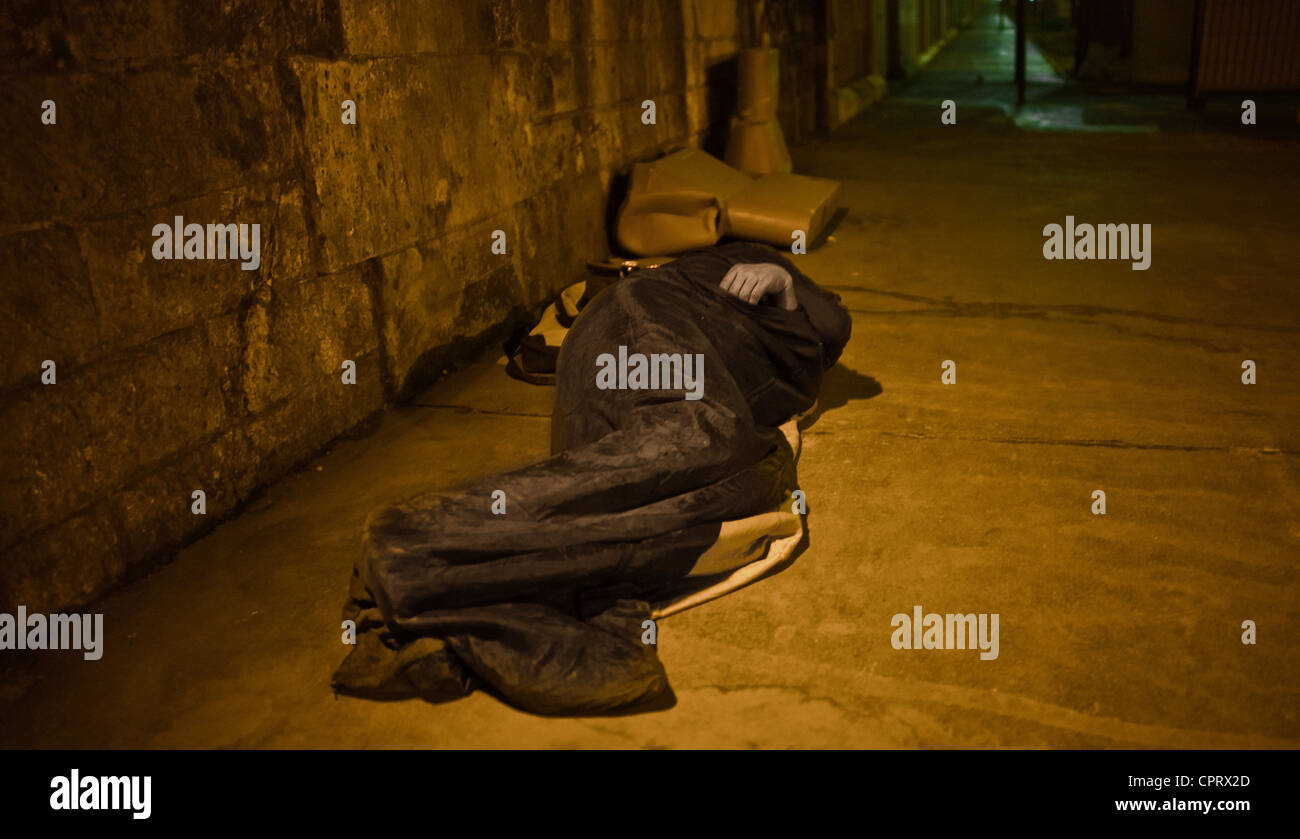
xmin=333 ymin=242 xmax=851 ymax=716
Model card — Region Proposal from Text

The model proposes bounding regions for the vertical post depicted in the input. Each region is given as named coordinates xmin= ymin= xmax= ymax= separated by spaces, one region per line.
xmin=1015 ymin=0 xmax=1026 ymax=104
xmin=1186 ymin=0 xmax=1206 ymax=110
xmin=886 ymin=0 xmax=902 ymax=80
xmin=1073 ymin=0 xmax=1085 ymax=77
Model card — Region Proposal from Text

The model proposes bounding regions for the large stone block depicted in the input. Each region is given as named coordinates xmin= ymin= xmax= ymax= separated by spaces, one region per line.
xmin=646 ymin=39 xmax=688 ymax=96
xmin=581 ymin=0 xmax=685 ymax=43
xmin=77 ymin=181 xmax=311 ymax=354
xmin=0 ymin=0 xmax=179 ymax=71
xmin=584 ymin=105 xmax=631 ymax=174
xmin=0 ymin=66 xmax=297 ymax=226
xmin=242 ymin=350 xmax=386 ymax=486
xmin=0 ymin=385 xmax=93 ymax=547
xmin=585 ymin=43 xmax=627 ymax=108
xmin=690 ymin=0 xmax=740 ymax=40
xmin=529 ymin=46 xmax=584 ymax=119
xmin=0 ymin=501 xmax=122 ymax=615
xmin=292 ymin=53 xmax=539 ymax=271
xmin=375 ymin=211 xmax=526 ymax=394
xmin=0 ymin=227 xmax=100 ymax=391
xmin=0 ymin=0 xmax=344 ymax=71
xmin=0 ymin=320 xmax=236 ymax=546
xmin=527 ymin=110 xmax=598 ymax=185
xmin=100 ymin=316 xmax=234 ymax=462
xmin=546 ymin=0 xmax=580 ymax=43
xmin=107 ymin=274 xmax=382 ymax=571
xmin=615 ymin=41 xmax=654 ymax=104
xmin=240 ymin=267 xmax=380 ymax=416
xmin=649 ymin=0 xmax=689 ymax=42
xmin=584 ymin=0 xmax=630 ymax=43
xmin=109 ymin=426 xmax=250 ymax=568
xmin=169 ymin=0 xmax=345 ymax=58
xmin=477 ymin=0 xmax=551 ymax=49
xmin=339 ymin=0 xmax=547 ymax=56
xmin=339 ymin=0 xmax=490 ymax=55
xmin=615 ymin=91 xmax=689 ymax=162
xmin=587 ymin=38 xmax=684 ymax=107
xmin=514 ymin=172 xmax=607 ymax=297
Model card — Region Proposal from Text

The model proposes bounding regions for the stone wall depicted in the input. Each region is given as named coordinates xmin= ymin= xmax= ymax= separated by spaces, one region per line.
xmin=0 ymin=0 xmax=835 ymax=614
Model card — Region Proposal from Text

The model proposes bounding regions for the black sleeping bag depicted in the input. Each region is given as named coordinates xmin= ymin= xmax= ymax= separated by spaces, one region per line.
xmin=333 ymin=242 xmax=852 ymax=716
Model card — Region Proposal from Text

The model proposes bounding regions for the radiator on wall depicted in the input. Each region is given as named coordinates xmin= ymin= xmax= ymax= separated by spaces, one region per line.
xmin=1194 ymin=0 xmax=1300 ymax=93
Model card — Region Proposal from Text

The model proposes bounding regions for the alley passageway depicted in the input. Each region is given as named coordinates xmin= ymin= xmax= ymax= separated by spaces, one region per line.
xmin=3 ymin=10 xmax=1298 ymax=748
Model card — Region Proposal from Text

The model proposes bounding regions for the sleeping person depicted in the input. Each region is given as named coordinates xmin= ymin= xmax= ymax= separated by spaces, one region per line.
xmin=333 ymin=241 xmax=852 ymax=715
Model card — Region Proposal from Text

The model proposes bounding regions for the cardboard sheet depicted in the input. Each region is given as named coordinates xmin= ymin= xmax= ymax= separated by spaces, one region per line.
xmin=616 ymin=148 xmax=840 ymax=255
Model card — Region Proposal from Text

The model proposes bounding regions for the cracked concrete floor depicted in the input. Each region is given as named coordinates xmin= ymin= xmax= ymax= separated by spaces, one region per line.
xmin=3 ymin=18 xmax=1299 ymax=748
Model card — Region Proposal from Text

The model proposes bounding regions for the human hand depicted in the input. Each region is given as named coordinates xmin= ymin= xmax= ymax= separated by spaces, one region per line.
xmin=719 ymin=262 xmax=797 ymax=310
